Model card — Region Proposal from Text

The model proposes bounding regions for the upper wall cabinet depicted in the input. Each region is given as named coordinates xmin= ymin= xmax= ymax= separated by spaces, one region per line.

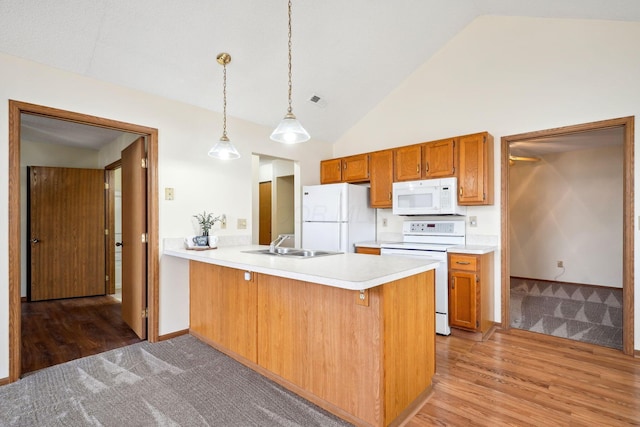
xmin=423 ymin=138 xmax=456 ymax=178
xmin=369 ymin=149 xmax=394 ymax=208
xmin=320 ymin=158 xmax=343 ymax=184
xmin=394 ymin=144 xmax=422 ymax=181
xmin=320 ymin=154 xmax=370 ymax=184
xmin=320 ymin=131 xmax=494 ymax=206
xmin=342 ymin=154 xmax=370 ymax=182
xmin=458 ymin=132 xmax=494 ymax=206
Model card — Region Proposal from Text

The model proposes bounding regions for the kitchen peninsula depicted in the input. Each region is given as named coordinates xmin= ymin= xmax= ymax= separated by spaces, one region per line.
xmin=164 ymin=245 xmax=438 ymax=427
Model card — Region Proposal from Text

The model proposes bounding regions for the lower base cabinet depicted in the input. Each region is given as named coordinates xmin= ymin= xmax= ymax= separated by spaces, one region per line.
xmin=189 ymin=260 xmax=435 ymax=427
xmin=448 ymin=252 xmax=494 ymax=338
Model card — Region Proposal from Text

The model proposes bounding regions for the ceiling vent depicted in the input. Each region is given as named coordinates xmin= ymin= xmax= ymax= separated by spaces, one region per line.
xmin=308 ymin=94 xmax=327 ymax=108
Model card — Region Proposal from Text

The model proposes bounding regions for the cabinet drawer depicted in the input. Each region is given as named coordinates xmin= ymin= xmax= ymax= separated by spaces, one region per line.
xmin=449 ymin=254 xmax=477 ymax=271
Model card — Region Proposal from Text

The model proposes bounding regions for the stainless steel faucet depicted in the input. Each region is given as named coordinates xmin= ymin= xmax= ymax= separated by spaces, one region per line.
xmin=269 ymin=234 xmax=292 ymax=253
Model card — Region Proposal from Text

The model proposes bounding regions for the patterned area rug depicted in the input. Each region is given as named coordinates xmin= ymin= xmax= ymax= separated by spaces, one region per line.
xmin=0 ymin=335 xmax=352 ymax=426
xmin=510 ymin=278 xmax=623 ymax=350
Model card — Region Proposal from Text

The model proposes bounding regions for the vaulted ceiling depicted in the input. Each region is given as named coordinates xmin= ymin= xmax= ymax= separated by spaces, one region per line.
xmin=2 ymin=1 xmax=640 ymax=144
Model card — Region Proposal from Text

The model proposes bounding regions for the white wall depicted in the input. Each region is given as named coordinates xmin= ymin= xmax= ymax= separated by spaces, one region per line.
xmin=20 ymin=140 xmax=101 ymax=297
xmin=510 ymin=145 xmax=623 ymax=287
xmin=334 ymin=16 xmax=640 ymax=348
xmin=0 ymin=53 xmax=332 ymax=378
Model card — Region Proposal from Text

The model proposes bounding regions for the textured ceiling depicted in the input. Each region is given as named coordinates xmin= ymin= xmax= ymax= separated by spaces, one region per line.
xmin=2 ymin=0 xmax=640 ymax=145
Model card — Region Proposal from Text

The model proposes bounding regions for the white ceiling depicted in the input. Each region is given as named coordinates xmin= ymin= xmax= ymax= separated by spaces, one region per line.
xmin=3 ymin=1 xmax=640 ymax=145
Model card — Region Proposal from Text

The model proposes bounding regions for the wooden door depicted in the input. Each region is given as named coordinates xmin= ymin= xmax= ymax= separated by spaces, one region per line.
xmin=259 ymin=181 xmax=272 ymax=245
xmin=121 ymin=137 xmax=147 ymax=339
xmin=320 ymin=158 xmax=342 ymax=184
xmin=458 ymin=132 xmax=493 ymax=205
xmin=190 ymin=262 xmax=258 ymax=362
xmin=449 ymin=271 xmax=478 ymax=330
xmin=424 ymin=138 xmax=456 ymax=178
xmin=342 ymin=154 xmax=369 ymax=182
xmin=28 ymin=166 xmax=106 ymax=301
xmin=370 ymin=150 xmax=394 ymax=208
xmin=394 ymin=145 xmax=422 ymax=181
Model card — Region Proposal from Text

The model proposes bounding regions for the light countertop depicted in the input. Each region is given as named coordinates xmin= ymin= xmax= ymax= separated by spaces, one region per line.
xmin=448 ymin=245 xmax=496 ymax=255
xmin=164 ymin=245 xmax=437 ymax=291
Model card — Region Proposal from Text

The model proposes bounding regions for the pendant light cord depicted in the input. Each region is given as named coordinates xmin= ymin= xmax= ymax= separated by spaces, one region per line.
xmin=222 ymin=61 xmax=228 ymax=138
xmin=287 ymin=0 xmax=293 ymax=114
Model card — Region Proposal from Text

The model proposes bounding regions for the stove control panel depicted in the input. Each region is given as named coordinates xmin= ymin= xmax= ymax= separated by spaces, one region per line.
xmin=403 ymin=220 xmax=465 ymax=236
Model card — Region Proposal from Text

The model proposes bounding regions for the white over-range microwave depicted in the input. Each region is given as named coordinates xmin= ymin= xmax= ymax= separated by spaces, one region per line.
xmin=392 ymin=177 xmax=466 ymax=216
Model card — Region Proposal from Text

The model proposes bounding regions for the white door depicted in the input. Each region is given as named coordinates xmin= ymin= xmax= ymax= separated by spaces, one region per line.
xmin=302 ymin=222 xmax=347 ymax=252
xmin=302 ymin=184 xmax=347 ymax=222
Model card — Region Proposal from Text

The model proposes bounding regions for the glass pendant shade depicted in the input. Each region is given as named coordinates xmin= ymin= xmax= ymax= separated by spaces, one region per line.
xmin=208 ymin=135 xmax=240 ymax=160
xmin=270 ymin=112 xmax=310 ymax=144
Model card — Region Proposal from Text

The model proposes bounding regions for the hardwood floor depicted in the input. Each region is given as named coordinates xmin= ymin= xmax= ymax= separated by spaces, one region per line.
xmin=409 ymin=329 xmax=640 ymax=426
xmin=21 ymin=295 xmax=142 ymax=375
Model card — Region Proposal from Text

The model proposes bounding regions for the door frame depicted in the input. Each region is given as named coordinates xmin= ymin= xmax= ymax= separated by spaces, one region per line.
xmin=500 ymin=116 xmax=634 ymax=355
xmin=8 ymin=100 xmax=160 ymax=382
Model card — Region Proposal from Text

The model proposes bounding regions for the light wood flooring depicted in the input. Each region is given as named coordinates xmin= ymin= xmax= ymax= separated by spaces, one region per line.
xmin=410 ymin=329 xmax=640 ymax=426
xmin=21 ymin=295 xmax=142 ymax=374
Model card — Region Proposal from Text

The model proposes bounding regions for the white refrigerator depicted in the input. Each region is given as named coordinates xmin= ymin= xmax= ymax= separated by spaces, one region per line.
xmin=302 ymin=183 xmax=376 ymax=252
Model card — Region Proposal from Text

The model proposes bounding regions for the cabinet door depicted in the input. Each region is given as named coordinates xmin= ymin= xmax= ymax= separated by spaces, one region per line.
xmin=458 ymin=132 xmax=493 ymax=205
xmin=449 ymin=270 xmax=478 ymax=330
xmin=189 ymin=262 xmax=257 ymax=362
xmin=394 ymin=145 xmax=422 ymax=181
xmin=342 ymin=154 xmax=370 ymax=182
xmin=369 ymin=150 xmax=393 ymax=208
xmin=320 ymin=158 xmax=342 ymax=184
xmin=424 ymin=139 xmax=456 ymax=178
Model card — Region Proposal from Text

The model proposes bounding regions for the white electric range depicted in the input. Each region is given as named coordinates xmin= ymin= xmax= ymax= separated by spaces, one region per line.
xmin=380 ymin=218 xmax=466 ymax=335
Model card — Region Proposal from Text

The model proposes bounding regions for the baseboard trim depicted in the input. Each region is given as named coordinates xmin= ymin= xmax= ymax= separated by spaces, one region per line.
xmin=157 ymin=329 xmax=189 ymax=342
xmin=635 ymin=349 xmax=640 ymax=359
xmin=21 ymin=296 xmax=26 ymax=302
xmin=0 ymin=376 xmax=10 ymax=386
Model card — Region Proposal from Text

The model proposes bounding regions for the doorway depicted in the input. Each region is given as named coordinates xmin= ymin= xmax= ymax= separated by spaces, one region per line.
xmin=501 ymin=116 xmax=634 ymax=355
xmin=8 ymin=100 xmax=160 ymax=382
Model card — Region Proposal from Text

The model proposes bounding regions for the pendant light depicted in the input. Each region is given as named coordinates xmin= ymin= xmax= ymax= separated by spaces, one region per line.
xmin=270 ymin=0 xmax=310 ymax=144
xmin=208 ymin=52 xmax=240 ymax=160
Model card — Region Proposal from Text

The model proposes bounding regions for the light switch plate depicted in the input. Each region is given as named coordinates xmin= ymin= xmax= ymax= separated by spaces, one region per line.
xmin=164 ymin=187 xmax=174 ymax=200
xmin=237 ymin=218 xmax=247 ymax=229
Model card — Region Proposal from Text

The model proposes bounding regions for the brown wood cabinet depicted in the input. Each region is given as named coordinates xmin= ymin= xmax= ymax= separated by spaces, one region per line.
xmin=458 ymin=132 xmax=494 ymax=205
xmin=355 ymin=246 xmax=381 ymax=255
xmin=320 ymin=154 xmax=369 ymax=184
xmin=319 ymin=131 xmax=494 ymax=207
xmin=448 ymin=252 xmax=494 ymax=338
xmin=189 ymin=260 xmax=435 ymax=427
xmin=369 ymin=149 xmax=394 ymax=208
xmin=189 ymin=262 xmax=257 ymax=362
xmin=320 ymin=158 xmax=343 ymax=184
xmin=423 ymin=138 xmax=456 ymax=178
xmin=394 ymin=144 xmax=422 ymax=181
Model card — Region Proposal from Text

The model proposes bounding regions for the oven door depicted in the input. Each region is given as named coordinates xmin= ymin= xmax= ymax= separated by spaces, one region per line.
xmin=380 ymin=248 xmax=451 ymax=335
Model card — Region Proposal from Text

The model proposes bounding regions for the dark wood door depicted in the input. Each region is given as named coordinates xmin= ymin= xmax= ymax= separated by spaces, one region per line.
xmin=28 ymin=166 xmax=106 ymax=301
xmin=259 ymin=181 xmax=272 ymax=245
xmin=121 ymin=137 xmax=147 ymax=339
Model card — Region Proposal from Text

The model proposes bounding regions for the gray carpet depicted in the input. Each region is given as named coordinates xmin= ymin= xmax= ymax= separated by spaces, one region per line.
xmin=510 ymin=278 xmax=623 ymax=349
xmin=0 ymin=335 xmax=353 ymax=426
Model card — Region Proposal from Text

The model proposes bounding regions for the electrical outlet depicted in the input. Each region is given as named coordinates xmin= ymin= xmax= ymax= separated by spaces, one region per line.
xmin=382 ymin=218 xmax=388 ymax=227
xmin=557 ymin=260 xmax=564 ymax=268
xmin=164 ymin=187 xmax=174 ymax=200
xmin=237 ymin=218 xmax=247 ymax=229
xmin=469 ymin=216 xmax=477 ymax=227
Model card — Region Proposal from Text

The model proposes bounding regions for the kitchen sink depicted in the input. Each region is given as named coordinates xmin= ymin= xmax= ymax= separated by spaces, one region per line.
xmin=242 ymin=248 xmax=341 ymax=258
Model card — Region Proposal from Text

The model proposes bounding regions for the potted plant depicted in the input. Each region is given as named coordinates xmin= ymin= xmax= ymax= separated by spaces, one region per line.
xmin=193 ymin=211 xmax=221 ymax=246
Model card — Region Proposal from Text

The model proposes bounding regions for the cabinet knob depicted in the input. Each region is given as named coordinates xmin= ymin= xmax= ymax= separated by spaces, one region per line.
xmin=459 ymin=187 xmax=463 ymax=197
xmin=456 ymin=261 xmax=471 ymax=265
xmin=425 ymin=162 xmax=429 ymax=172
